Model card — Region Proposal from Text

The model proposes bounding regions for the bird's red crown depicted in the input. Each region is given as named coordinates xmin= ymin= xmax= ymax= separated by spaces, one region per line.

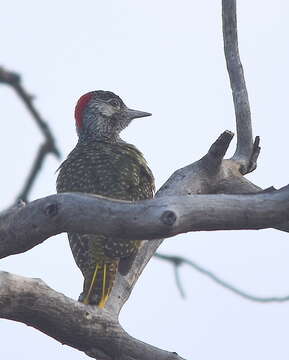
xmin=74 ymin=92 xmax=95 ymax=129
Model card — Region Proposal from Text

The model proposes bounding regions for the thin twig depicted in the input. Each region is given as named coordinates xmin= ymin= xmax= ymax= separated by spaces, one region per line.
xmin=173 ymin=265 xmax=186 ymax=299
xmin=0 ymin=67 xmax=60 ymax=202
xmin=154 ymin=252 xmax=289 ymax=303
xmin=222 ymin=0 xmax=260 ymax=174
xmin=17 ymin=143 xmax=51 ymax=202
xmin=154 ymin=253 xmax=186 ymax=298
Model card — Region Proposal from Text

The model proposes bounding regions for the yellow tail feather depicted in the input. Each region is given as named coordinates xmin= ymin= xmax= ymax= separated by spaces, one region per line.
xmin=98 ymin=264 xmax=108 ymax=308
xmin=83 ymin=264 xmax=99 ymax=305
xmin=82 ymin=263 xmax=115 ymax=308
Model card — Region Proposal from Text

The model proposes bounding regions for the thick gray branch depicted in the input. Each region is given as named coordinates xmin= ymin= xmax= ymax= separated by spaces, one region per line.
xmin=1 ymin=186 xmax=289 ymax=260
xmin=0 ymin=271 xmax=185 ymax=360
xmin=0 ymin=2 xmax=285 ymax=358
xmin=1 ymin=127 xmax=288 ymax=356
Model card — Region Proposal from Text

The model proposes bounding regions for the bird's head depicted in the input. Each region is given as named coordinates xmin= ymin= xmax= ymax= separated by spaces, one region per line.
xmin=74 ymin=90 xmax=151 ymax=141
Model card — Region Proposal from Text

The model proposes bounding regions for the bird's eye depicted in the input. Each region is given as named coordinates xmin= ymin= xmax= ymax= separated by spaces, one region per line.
xmin=109 ymin=99 xmax=120 ymax=108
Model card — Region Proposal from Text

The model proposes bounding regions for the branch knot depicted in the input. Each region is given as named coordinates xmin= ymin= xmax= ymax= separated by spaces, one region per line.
xmin=44 ymin=203 xmax=58 ymax=217
xmin=161 ymin=210 xmax=177 ymax=226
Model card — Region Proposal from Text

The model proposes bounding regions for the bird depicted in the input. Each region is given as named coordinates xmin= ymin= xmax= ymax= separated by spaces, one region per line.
xmin=56 ymin=90 xmax=155 ymax=308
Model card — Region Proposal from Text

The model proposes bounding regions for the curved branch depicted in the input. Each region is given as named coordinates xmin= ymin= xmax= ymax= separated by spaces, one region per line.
xmin=0 ymin=67 xmax=61 ymax=202
xmin=17 ymin=142 xmax=55 ymax=202
xmin=0 ymin=271 xmax=185 ymax=360
xmin=155 ymin=253 xmax=289 ymax=303
xmin=0 ymin=3 xmax=285 ymax=358
xmin=222 ymin=0 xmax=260 ymax=174
xmin=1 ymin=128 xmax=288 ymax=318
xmin=0 ymin=125 xmax=287 ymax=356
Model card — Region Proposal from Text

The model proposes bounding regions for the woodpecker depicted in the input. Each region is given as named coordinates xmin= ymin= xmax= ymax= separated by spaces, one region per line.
xmin=56 ymin=91 xmax=155 ymax=307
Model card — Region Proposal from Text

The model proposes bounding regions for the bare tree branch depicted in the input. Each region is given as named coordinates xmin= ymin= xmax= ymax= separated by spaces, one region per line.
xmin=107 ymin=133 xmax=289 ymax=320
xmin=0 ymin=2 xmax=287 ymax=358
xmin=155 ymin=253 xmax=289 ymax=303
xmin=0 ymin=67 xmax=61 ymax=202
xmin=0 ymin=271 xmax=185 ymax=360
xmin=1 ymin=167 xmax=289 ymax=260
xmin=154 ymin=253 xmax=186 ymax=298
xmin=222 ymin=0 xmax=260 ymax=174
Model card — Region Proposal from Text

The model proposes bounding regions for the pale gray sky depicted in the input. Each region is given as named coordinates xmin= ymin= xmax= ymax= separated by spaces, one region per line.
xmin=1 ymin=1 xmax=289 ymax=359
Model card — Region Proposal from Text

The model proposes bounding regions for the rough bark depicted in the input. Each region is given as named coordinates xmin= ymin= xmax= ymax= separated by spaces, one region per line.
xmin=1 ymin=138 xmax=289 ymax=261
xmin=0 ymin=272 xmax=184 ymax=360
xmin=0 ymin=1 xmax=286 ymax=359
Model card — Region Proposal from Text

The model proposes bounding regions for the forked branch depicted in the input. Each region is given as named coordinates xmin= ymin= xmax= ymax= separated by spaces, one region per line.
xmin=155 ymin=253 xmax=289 ymax=303
xmin=0 ymin=1 xmax=287 ymax=359
xmin=0 ymin=67 xmax=60 ymax=202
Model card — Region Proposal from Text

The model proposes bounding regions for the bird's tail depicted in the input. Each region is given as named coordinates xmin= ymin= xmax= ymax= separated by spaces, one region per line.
xmin=82 ymin=261 xmax=118 ymax=308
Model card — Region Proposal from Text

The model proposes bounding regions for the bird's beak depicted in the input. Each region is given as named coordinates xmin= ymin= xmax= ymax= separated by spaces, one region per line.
xmin=125 ymin=108 xmax=152 ymax=120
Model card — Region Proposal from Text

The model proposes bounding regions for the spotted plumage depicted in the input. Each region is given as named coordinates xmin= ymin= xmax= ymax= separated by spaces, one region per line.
xmin=56 ymin=91 xmax=154 ymax=307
